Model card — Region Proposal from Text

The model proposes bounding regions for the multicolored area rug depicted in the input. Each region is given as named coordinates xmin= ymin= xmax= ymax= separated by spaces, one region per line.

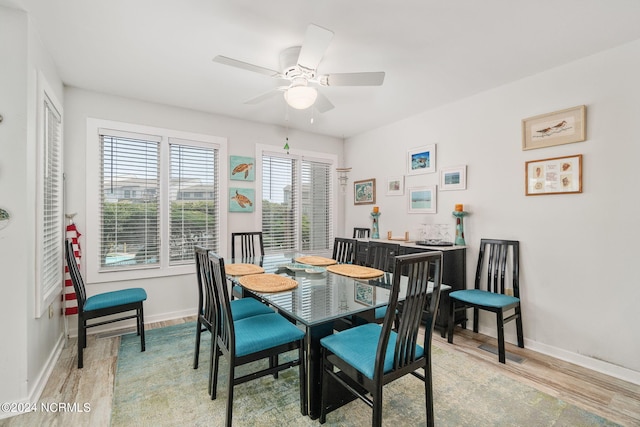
xmin=112 ymin=322 xmax=618 ymax=426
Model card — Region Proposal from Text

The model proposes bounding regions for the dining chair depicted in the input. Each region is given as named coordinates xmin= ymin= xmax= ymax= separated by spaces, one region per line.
xmin=230 ymin=231 xmax=264 ymax=299
xmin=319 ymin=251 xmax=444 ymax=427
xmin=231 ymin=231 xmax=264 ymax=259
xmin=332 ymin=237 xmax=356 ymax=264
xmin=367 ymin=241 xmax=400 ymax=322
xmin=64 ymin=239 xmax=147 ymax=369
xmin=208 ymin=252 xmax=307 ymax=426
xmin=353 ymin=227 xmax=371 ymax=239
xmin=447 ymin=239 xmax=523 ymax=363
xmin=192 ymin=246 xmax=273 ymax=370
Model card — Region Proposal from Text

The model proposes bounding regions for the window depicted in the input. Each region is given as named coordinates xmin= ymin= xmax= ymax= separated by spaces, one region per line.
xmin=86 ymin=119 xmax=226 ymax=283
xmin=36 ymin=75 xmax=63 ymax=317
xmin=260 ymin=147 xmax=335 ymax=253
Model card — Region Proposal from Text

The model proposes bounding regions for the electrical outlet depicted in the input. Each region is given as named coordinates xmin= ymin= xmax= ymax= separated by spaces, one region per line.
xmin=505 ymin=288 xmax=514 ymax=296
xmin=48 ymin=304 xmax=54 ymax=319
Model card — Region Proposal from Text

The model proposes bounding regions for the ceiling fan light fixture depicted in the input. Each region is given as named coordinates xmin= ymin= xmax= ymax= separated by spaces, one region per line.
xmin=284 ymin=85 xmax=318 ymax=110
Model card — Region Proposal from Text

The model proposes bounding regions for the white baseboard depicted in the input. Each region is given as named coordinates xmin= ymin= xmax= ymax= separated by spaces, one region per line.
xmin=474 ymin=325 xmax=640 ymax=386
xmin=0 ymin=333 xmax=66 ymax=420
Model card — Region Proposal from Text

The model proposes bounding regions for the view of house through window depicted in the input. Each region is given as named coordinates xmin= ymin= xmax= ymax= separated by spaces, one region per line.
xmin=98 ymin=129 xmax=219 ymax=272
xmin=261 ymin=151 xmax=333 ymax=253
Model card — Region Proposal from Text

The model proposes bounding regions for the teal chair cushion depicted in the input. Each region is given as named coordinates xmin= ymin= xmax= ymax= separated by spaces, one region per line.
xmin=320 ymin=323 xmax=424 ymax=380
xmin=230 ymin=298 xmax=273 ymax=320
xmin=233 ymin=313 xmax=305 ymax=357
xmin=449 ymin=289 xmax=519 ymax=308
xmin=84 ymin=288 xmax=147 ymax=312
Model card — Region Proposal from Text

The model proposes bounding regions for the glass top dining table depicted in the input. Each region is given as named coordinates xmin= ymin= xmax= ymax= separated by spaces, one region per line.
xmin=228 ymin=252 xmax=405 ymax=327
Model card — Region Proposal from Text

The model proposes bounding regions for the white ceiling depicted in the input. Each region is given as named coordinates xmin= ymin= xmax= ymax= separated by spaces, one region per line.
xmin=8 ymin=0 xmax=640 ymax=138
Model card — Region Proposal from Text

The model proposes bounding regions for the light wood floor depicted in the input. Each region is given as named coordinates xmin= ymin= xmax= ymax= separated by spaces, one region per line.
xmin=2 ymin=317 xmax=639 ymax=426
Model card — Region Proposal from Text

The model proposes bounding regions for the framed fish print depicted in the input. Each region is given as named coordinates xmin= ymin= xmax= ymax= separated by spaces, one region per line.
xmin=522 ymin=105 xmax=586 ymax=150
xmin=230 ymin=155 xmax=255 ymax=181
xmin=354 ymin=178 xmax=376 ymax=205
xmin=229 ymin=188 xmax=255 ymax=212
xmin=407 ymin=144 xmax=436 ymax=175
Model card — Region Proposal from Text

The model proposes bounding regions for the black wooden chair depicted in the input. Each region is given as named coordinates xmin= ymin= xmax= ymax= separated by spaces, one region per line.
xmin=366 ymin=241 xmax=400 ymax=273
xmin=230 ymin=232 xmax=264 ymax=299
xmin=448 ymin=239 xmax=524 ymax=363
xmin=231 ymin=231 xmax=264 ymax=259
xmin=332 ymin=237 xmax=356 ymax=264
xmin=319 ymin=251 xmax=444 ymax=427
xmin=208 ymin=252 xmax=307 ymax=426
xmin=353 ymin=227 xmax=371 ymax=238
xmin=192 ymin=246 xmax=273 ymax=370
xmin=64 ymin=239 xmax=146 ymax=369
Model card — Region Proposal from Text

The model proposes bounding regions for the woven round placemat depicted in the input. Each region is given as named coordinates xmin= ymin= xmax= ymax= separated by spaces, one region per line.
xmin=294 ymin=256 xmax=337 ymax=266
xmin=238 ymin=273 xmax=298 ymax=293
xmin=326 ymin=264 xmax=384 ymax=279
xmin=225 ymin=263 xmax=265 ymax=276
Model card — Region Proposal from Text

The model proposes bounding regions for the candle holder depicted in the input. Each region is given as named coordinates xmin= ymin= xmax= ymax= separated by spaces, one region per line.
xmin=370 ymin=211 xmax=381 ymax=239
xmin=452 ymin=210 xmax=468 ymax=245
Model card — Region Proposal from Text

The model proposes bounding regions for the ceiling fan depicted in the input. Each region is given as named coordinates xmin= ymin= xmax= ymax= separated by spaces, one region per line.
xmin=213 ymin=24 xmax=385 ymax=113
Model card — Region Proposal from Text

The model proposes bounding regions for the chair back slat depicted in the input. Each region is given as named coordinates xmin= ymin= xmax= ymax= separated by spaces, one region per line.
xmin=209 ymin=252 xmax=235 ymax=356
xmin=231 ymin=232 xmax=264 ymax=259
xmin=65 ymin=239 xmax=87 ymax=310
xmin=374 ymin=251 xmax=443 ymax=377
xmin=194 ymin=246 xmax=217 ymax=330
xmin=332 ymin=237 xmax=356 ymax=263
xmin=353 ymin=227 xmax=370 ymax=239
xmin=366 ymin=241 xmax=400 ymax=273
xmin=476 ymin=239 xmax=519 ymax=296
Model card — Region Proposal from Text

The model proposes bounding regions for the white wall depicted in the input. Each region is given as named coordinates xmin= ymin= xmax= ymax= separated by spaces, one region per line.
xmin=0 ymin=5 xmax=65 ymax=409
xmin=345 ymin=39 xmax=640 ymax=382
xmin=63 ymin=87 xmax=344 ymax=329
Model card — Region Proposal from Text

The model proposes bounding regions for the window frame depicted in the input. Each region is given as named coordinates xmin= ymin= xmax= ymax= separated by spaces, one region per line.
xmin=255 ymin=144 xmax=338 ymax=254
xmin=85 ymin=118 xmax=227 ymax=284
xmin=35 ymin=72 xmax=64 ymax=317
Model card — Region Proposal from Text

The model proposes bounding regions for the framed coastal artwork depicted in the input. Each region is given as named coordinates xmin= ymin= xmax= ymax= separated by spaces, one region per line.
xmin=408 ymin=186 xmax=436 ymax=213
xmin=230 ymin=155 xmax=255 ymax=181
xmin=522 ymin=105 xmax=586 ymax=150
xmin=354 ymin=178 xmax=376 ymax=205
xmin=407 ymin=144 xmax=436 ymax=175
xmin=440 ymin=165 xmax=467 ymax=191
xmin=229 ymin=188 xmax=255 ymax=212
xmin=386 ymin=175 xmax=404 ymax=196
xmin=525 ymin=154 xmax=582 ymax=196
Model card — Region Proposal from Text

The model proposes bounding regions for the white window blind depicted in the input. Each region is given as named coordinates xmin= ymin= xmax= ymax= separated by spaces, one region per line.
xmin=37 ymin=93 xmax=63 ymax=314
xmin=99 ymin=131 xmax=160 ymax=270
xmin=261 ymin=152 xmax=332 ymax=253
xmin=169 ymin=140 xmax=219 ymax=264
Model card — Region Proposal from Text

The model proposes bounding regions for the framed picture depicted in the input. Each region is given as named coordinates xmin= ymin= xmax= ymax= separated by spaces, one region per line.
xmin=229 ymin=187 xmax=255 ymax=212
xmin=407 ymin=144 xmax=436 ymax=175
xmin=385 ymin=175 xmax=404 ymax=196
xmin=525 ymin=154 xmax=582 ymax=196
xmin=230 ymin=155 xmax=255 ymax=181
xmin=354 ymin=178 xmax=376 ymax=205
xmin=408 ymin=186 xmax=437 ymax=213
xmin=522 ymin=105 xmax=586 ymax=150
xmin=440 ymin=165 xmax=467 ymax=191
xmin=354 ymin=282 xmax=375 ymax=306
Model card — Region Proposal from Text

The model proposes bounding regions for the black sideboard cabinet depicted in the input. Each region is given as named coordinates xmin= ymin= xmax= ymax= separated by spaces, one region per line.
xmin=355 ymin=240 xmax=467 ymax=337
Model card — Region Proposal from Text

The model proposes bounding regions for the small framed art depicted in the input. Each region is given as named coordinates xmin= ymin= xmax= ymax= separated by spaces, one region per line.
xmin=525 ymin=154 xmax=582 ymax=196
xmin=407 ymin=144 xmax=436 ymax=175
xmin=440 ymin=165 xmax=467 ymax=191
xmin=354 ymin=178 xmax=376 ymax=205
xmin=385 ymin=176 xmax=404 ymax=196
xmin=522 ymin=105 xmax=586 ymax=150
xmin=229 ymin=188 xmax=255 ymax=212
xmin=230 ymin=155 xmax=255 ymax=181
xmin=408 ymin=186 xmax=437 ymax=213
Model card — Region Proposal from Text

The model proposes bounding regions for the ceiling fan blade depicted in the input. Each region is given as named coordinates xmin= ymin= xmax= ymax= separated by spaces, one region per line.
xmin=319 ymin=71 xmax=385 ymax=86
xmin=244 ymin=87 xmax=286 ymax=105
xmin=297 ymin=24 xmax=334 ymax=71
xmin=314 ymin=91 xmax=334 ymax=113
xmin=213 ymin=55 xmax=281 ymax=78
